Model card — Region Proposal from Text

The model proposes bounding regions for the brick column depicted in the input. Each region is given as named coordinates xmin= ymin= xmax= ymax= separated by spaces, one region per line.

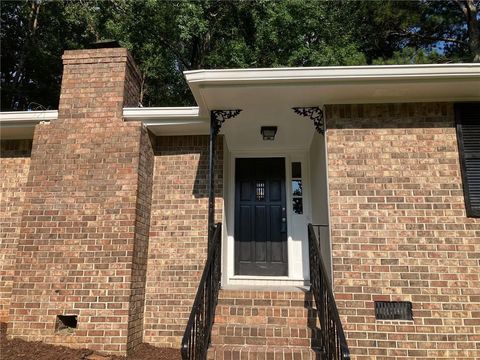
xmin=7 ymin=47 xmax=153 ymax=356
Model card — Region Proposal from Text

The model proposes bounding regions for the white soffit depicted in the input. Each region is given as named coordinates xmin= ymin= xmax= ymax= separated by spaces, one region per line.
xmin=184 ymin=63 xmax=480 ymax=115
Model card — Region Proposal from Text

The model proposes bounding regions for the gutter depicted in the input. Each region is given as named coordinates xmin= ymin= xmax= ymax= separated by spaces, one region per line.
xmin=0 ymin=107 xmax=205 ymax=127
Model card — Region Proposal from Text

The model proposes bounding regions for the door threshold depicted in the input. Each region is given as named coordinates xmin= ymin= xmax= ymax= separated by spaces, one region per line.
xmin=225 ymin=276 xmax=309 ymax=288
xmin=222 ymin=284 xmax=310 ymax=292
xmin=232 ymin=275 xmax=291 ymax=280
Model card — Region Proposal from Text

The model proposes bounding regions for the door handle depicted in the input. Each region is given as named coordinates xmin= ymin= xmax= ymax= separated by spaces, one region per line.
xmin=281 ymin=217 xmax=287 ymax=233
xmin=281 ymin=207 xmax=287 ymax=233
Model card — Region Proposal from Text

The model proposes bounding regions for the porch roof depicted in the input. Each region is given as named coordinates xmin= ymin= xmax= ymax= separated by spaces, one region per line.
xmin=1 ymin=63 xmax=479 ymax=139
xmin=185 ymin=63 xmax=480 ymax=117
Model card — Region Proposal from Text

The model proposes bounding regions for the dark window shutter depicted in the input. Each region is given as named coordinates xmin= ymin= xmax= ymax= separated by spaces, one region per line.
xmin=455 ymin=103 xmax=480 ymax=218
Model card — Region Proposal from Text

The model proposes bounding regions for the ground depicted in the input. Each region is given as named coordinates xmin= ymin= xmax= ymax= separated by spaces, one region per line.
xmin=0 ymin=323 xmax=181 ymax=360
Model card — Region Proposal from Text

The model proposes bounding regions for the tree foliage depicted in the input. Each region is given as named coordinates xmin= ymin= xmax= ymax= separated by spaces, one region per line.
xmin=1 ymin=0 xmax=479 ymax=110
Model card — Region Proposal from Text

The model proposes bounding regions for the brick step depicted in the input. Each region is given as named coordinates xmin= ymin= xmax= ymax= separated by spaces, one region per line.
xmin=209 ymin=288 xmax=321 ymax=358
xmin=216 ymin=300 xmax=315 ymax=312
xmin=215 ymin=305 xmax=316 ymax=322
xmin=218 ymin=288 xmax=312 ymax=302
xmin=207 ymin=345 xmax=324 ymax=360
xmin=214 ymin=314 xmax=316 ymax=327
xmin=215 ymin=288 xmax=317 ymax=327
xmin=211 ymin=324 xmax=322 ymax=347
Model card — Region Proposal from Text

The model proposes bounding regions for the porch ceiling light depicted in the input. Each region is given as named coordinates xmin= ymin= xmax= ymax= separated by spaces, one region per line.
xmin=261 ymin=126 xmax=277 ymax=141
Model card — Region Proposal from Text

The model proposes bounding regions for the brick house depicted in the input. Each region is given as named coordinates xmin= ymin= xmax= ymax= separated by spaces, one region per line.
xmin=1 ymin=45 xmax=479 ymax=359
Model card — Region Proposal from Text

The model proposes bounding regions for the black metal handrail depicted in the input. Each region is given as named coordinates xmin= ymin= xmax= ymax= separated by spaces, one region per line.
xmin=308 ymin=223 xmax=350 ymax=360
xmin=181 ymin=223 xmax=222 ymax=360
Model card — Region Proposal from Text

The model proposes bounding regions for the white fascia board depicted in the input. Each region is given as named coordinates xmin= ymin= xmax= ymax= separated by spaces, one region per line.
xmin=123 ymin=107 xmax=202 ymax=121
xmin=0 ymin=110 xmax=58 ymax=127
xmin=184 ymin=63 xmax=480 ymax=84
xmin=0 ymin=107 xmax=204 ymax=127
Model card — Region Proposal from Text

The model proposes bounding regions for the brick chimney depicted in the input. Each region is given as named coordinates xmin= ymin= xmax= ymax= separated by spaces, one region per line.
xmin=8 ymin=46 xmax=153 ymax=356
xmin=59 ymin=47 xmax=142 ymax=120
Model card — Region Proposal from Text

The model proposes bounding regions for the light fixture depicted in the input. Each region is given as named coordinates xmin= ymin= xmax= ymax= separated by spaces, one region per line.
xmin=261 ymin=126 xmax=277 ymax=141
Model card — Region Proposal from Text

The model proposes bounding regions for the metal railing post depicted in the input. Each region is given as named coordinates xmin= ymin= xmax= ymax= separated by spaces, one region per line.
xmin=308 ymin=224 xmax=350 ymax=360
xmin=181 ymin=223 xmax=222 ymax=360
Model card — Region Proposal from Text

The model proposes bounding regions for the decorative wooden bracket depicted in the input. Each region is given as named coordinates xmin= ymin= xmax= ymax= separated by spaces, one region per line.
xmin=211 ymin=109 xmax=242 ymax=135
xmin=292 ymin=107 xmax=324 ymax=134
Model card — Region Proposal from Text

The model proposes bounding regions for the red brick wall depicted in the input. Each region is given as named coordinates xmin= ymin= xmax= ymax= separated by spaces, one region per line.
xmin=0 ymin=140 xmax=32 ymax=322
xmin=7 ymin=48 xmax=152 ymax=356
xmin=144 ymin=135 xmax=223 ymax=348
xmin=127 ymin=129 xmax=154 ymax=350
xmin=325 ymin=103 xmax=480 ymax=359
xmin=123 ymin=57 xmax=142 ymax=108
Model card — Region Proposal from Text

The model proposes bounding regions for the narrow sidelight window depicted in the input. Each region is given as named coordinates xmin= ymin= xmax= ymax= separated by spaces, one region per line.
xmin=455 ymin=103 xmax=480 ymax=218
xmin=291 ymin=162 xmax=303 ymax=214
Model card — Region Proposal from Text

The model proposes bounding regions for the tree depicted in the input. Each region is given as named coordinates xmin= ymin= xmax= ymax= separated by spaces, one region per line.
xmin=455 ymin=0 xmax=480 ymax=61
xmin=351 ymin=0 xmax=480 ymax=64
xmin=1 ymin=0 xmax=478 ymax=111
xmin=0 ymin=0 xmax=106 ymax=110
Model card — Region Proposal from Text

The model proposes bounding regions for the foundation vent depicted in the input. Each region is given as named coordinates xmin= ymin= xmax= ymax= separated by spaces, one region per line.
xmin=375 ymin=301 xmax=412 ymax=320
xmin=55 ymin=315 xmax=78 ymax=332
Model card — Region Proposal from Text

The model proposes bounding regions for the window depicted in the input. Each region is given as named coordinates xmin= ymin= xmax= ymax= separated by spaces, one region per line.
xmin=256 ymin=181 xmax=265 ymax=201
xmin=455 ymin=103 xmax=480 ymax=218
xmin=291 ymin=162 xmax=303 ymax=214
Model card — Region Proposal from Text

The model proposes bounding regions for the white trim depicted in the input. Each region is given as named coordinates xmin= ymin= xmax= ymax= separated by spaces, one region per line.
xmin=221 ymin=137 xmax=230 ymax=286
xmin=142 ymin=120 xmax=205 ymax=127
xmin=0 ymin=110 xmax=58 ymax=127
xmin=322 ymin=106 xmax=335 ymax=280
xmin=123 ymin=106 xmax=202 ymax=121
xmin=226 ymin=145 xmax=310 ymax=153
xmin=0 ymin=108 xmax=207 ymax=137
xmin=185 ymin=63 xmax=480 ymax=84
xmin=1 ymin=63 xmax=478 ymax=138
xmin=0 ymin=108 xmax=206 ymax=127
xmin=227 ymin=278 xmax=309 ymax=287
xmin=224 ymin=149 xmax=311 ymax=287
xmin=185 ymin=64 xmax=480 ymax=114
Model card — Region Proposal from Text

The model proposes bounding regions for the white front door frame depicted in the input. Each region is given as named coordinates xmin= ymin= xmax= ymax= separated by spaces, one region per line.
xmin=222 ymin=146 xmax=312 ymax=287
